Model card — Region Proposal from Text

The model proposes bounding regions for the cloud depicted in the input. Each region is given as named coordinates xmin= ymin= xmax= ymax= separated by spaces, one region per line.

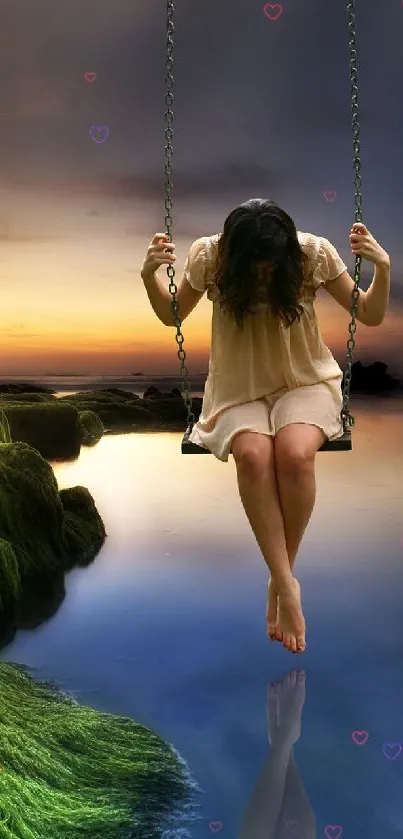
xmin=3 ymin=333 xmax=42 ymax=340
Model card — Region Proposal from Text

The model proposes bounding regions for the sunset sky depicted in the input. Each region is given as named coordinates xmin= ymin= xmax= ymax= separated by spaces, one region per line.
xmin=0 ymin=0 xmax=402 ymax=378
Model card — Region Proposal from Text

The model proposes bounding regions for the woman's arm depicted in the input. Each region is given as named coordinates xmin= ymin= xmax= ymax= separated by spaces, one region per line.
xmin=362 ymin=257 xmax=390 ymax=326
xmin=141 ymin=233 xmax=206 ymax=325
xmin=142 ymin=272 xmax=205 ymax=326
xmin=324 ymin=224 xmax=390 ymax=326
xmin=325 ymin=259 xmax=390 ymax=327
xmin=142 ymin=270 xmax=176 ymax=325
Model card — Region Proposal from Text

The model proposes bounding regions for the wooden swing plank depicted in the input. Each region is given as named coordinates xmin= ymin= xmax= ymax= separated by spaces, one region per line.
xmin=181 ymin=427 xmax=352 ymax=454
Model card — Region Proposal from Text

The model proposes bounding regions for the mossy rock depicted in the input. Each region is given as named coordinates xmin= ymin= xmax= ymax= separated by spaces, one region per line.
xmin=97 ymin=402 xmax=161 ymax=431
xmin=60 ymin=389 xmax=140 ymax=405
xmin=0 ymin=441 xmax=65 ymax=573
xmin=0 ymin=392 xmax=57 ymax=403
xmin=78 ymin=410 xmax=104 ymax=446
xmin=0 ymin=382 xmax=55 ymax=394
xmin=0 ymin=402 xmax=81 ymax=460
xmin=61 ymin=393 xmax=161 ymax=432
xmin=59 ymin=486 xmax=106 ymax=566
xmin=0 ymin=410 xmax=11 ymax=443
xmin=0 ymin=538 xmax=21 ymax=613
xmin=60 ymin=389 xmax=204 ymax=433
xmin=0 ymin=442 xmax=106 ymax=623
xmin=142 ymin=396 xmax=188 ymax=424
xmin=0 ymin=661 xmax=197 ymax=838
xmin=96 ymin=388 xmax=141 ymax=401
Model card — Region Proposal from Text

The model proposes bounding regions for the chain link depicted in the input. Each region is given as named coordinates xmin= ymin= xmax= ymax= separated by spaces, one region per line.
xmin=165 ymin=0 xmax=362 ymax=436
xmin=164 ymin=0 xmax=195 ymax=427
xmin=341 ymin=0 xmax=363 ymax=433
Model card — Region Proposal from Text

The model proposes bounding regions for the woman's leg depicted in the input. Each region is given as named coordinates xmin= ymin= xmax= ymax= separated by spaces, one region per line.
xmin=267 ymin=423 xmax=324 ymax=642
xmin=275 ymin=423 xmax=322 ymax=565
xmin=238 ymin=670 xmax=314 ymax=839
xmin=231 ymin=431 xmax=306 ymax=653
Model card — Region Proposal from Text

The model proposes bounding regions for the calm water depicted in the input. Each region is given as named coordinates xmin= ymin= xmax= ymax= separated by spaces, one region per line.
xmin=1 ymin=397 xmax=403 ymax=838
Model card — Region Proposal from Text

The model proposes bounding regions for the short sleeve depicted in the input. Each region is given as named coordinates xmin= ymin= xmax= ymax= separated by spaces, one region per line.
xmin=183 ymin=237 xmax=208 ymax=292
xmin=313 ymin=237 xmax=348 ymax=289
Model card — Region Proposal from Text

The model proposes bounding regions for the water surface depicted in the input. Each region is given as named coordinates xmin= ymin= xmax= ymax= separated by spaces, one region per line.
xmin=1 ymin=398 xmax=402 ymax=837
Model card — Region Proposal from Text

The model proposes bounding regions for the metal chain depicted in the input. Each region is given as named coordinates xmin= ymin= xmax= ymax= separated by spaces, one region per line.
xmin=164 ymin=0 xmax=362 ymax=436
xmin=341 ymin=0 xmax=363 ymax=433
xmin=164 ymin=0 xmax=195 ymax=428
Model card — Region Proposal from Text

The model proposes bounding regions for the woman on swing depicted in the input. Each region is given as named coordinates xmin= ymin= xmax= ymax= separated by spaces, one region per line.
xmin=141 ymin=198 xmax=390 ymax=654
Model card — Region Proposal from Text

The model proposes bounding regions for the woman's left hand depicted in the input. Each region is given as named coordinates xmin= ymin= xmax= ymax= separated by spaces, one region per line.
xmin=350 ymin=223 xmax=390 ymax=266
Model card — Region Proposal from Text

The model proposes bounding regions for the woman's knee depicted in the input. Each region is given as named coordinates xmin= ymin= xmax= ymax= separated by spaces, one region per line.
xmin=231 ymin=431 xmax=274 ymax=473
xmin=274 ymin=424 xmax=322 ymax=472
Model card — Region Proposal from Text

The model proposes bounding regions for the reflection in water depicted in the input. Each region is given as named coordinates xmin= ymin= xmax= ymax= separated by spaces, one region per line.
xmin=239 ymin=670 xmax=315 ymax=839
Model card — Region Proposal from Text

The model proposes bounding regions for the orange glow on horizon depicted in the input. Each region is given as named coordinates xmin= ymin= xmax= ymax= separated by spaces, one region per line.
xmin=0 ymin=191 xmax=401 ymax=377
xmin=0 ymin=297 xmax=401 ymax=376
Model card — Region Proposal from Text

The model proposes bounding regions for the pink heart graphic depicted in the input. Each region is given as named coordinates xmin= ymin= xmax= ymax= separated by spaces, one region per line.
xmin=263 ymin=3 xmax=283 ymax=21
xmin=209 ymin=823 xmax=223 ymax=834
xmin=324 ymin=191 xmax=337 ymax=202
xmin=325 ymin=827 xmax=343 ymax=839
xmin=352 ymin=730 xmax=369 ymax=746
xmin=383 ymin=743 xmax=402 ymax=760
xmin=84 ymin=72 xmax=97 ymax=83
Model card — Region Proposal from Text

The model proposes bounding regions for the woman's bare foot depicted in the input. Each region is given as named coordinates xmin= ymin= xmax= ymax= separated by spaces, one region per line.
xmin=277 ymin=579 xmax=306 ymax=654
xmin=267 ymin=669 xmax=306 ymax=746
xmin=266 ymin=579 xmax=283 ymax=642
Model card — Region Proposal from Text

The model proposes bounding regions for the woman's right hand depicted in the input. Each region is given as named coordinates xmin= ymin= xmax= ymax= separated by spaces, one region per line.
xmin=141 ymin=233 xmax=176 ymax=280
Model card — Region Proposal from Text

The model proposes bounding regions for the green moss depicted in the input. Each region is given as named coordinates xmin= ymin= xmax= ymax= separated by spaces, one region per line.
xmin=0 ymin=411 xmax=11 ymax=444
xmin=0 ymin=662 xmax=197 ymax=838
xmin=0 ymin=393 xmax=57 ymax=403
xmin=0 ymin=442 xmax=106 ymax=617
xmin=78 ymin=410 xmax=104 ymax=446
xmin=0 ymin=538 xmax=21 ymax=612
xmin=61 ymin=394 xmax=160 ymax=432
xmin=0 ymin=403 xmax=81 ymax=460
xmin=0 ymin=442 xmax=65 ymax=579
xmin=59 ymin=486 xmax=106 ymax=566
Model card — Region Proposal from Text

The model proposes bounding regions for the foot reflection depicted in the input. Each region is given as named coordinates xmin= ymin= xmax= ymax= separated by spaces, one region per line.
xmin=238 ymin=669 xmax=316 ymax=838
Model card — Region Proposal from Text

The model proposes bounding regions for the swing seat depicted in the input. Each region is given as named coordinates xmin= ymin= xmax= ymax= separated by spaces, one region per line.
xmin=181 ymin=426 xmax=352 ymax=454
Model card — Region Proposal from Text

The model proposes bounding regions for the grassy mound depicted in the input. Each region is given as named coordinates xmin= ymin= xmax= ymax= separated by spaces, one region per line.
xmin=0 ymin=442 xmax=106 ymax=622
xmin=0 ymin=662 xmax=197 ymax=838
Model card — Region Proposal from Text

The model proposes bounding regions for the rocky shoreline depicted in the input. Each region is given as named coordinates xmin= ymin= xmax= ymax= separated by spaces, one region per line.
xmin=0 ymin=360 xmax=399 ymax=460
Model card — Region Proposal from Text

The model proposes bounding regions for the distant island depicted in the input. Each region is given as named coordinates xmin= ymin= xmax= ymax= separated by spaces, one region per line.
xmin=44 ymin=373 xmax=88 ymax=377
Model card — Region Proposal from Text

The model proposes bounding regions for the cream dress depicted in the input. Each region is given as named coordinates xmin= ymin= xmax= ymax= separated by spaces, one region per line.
xmin=184 ymin=232 xmax=347 ymax=462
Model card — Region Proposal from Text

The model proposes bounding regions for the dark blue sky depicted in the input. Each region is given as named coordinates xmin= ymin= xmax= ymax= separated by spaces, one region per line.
xmin=0 ymin=0 xmax=401 ymax=307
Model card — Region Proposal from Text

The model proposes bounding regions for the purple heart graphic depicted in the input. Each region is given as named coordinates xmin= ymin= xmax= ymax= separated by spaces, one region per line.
xmin=209 ymin=823 xmax=223 ymax=834
xmin=383 ymin=743 xmax=402 ymax=760
xmin=352 ymin=730 xmax=369 ymax=746
xmin=324 ymin=827 xmax=343 ymax=839
xmin=324 ymin=191 xmax=337 ymax=202
xmin=89 ymin=125 xmax=110 ymax=144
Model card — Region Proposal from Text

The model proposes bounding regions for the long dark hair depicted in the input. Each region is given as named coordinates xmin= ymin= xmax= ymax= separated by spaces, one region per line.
xmin=213 ymin=198 xmax=310 ymax=329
